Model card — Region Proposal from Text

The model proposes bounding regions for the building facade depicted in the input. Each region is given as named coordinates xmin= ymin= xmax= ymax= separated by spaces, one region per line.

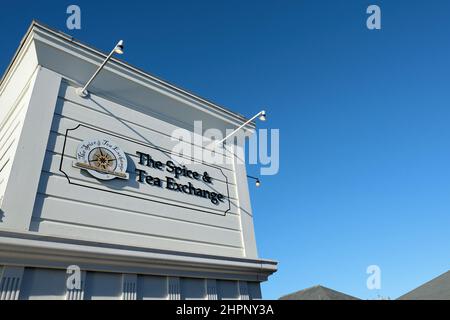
xmin=0 ymin=22 xmax=277 ymax=300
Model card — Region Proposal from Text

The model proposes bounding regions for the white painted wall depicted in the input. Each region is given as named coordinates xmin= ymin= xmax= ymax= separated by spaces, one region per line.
xmin=0 ymin=21 xmax=276 ymax=300
xmin=0 ymin=40 xmax=39 ymax=208
xmin=30 ymin=80 xmax=246 ymax=257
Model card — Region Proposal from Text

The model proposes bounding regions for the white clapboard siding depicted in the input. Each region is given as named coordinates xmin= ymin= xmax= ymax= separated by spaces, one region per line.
xmin=55 ymin=100 xmax=234 ymax=171
xmin=32 ymin=82 xmax=246 ymax=257
xmin=51 ymin=109 xmax=235 ymax=173
xmin=60 ymin=83 xmax=231 ymax=161
xmin=0 ymin=102 xmax=27 ymax=156
xmin=43 ymin=151 xmax=238 ymax=215
xmin=31 ymin=218 xmax=243 ymax=257
xmin=35 ymin=172 xmax=241 ymax=230
xmin=48 ymin=132 xmax=237 ymax=188
xmin=0 ymin=81 xmax=35 ymax=200
xmin=32 ymin=194 xmax=242 ymax=247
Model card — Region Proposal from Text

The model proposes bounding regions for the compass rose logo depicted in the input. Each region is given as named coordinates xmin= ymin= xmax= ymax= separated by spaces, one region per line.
xmin=73 ymin=138 xmax=128 ymax=181
xmin=91 ymin=148 xmax=115 ymax=171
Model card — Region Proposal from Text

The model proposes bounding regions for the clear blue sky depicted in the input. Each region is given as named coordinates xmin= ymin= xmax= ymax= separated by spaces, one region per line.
xmin=1 ymin=0 xmax=450 ymax=300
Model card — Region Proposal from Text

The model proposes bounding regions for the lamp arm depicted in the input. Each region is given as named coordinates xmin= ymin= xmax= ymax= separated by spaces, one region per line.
xmin=217 ymin=112 xmax=261 ymax=145
xmin=79 ymin=47 xmax=116 ymax=95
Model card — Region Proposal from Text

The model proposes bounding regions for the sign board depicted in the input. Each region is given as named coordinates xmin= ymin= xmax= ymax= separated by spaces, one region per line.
xmin=60 ymin=124 xmax=231 ymax=216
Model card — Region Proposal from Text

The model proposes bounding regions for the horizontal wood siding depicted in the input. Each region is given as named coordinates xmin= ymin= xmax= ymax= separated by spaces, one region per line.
xmin=32 ymin=82 xmax=244 ymax=257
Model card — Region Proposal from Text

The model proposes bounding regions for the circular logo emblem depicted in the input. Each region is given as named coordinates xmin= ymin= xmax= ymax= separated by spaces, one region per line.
xmin=74 ymin=139 xmax=128 ymax=180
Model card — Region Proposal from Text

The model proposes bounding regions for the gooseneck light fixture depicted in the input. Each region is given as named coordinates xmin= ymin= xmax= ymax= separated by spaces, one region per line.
xmin=247 ymin=175 xmax=261 ymax=187
xmin=76 ymin=40 xmax=124 ymax=97
xmin=217 ymin=110 xmax=266 ymax=145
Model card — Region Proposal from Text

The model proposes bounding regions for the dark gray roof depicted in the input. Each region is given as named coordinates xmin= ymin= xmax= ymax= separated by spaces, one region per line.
xmin=398 ymin=270 xmax=450 ymax=300
xmin=279 ymin=285 xmax=360 ymax=300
